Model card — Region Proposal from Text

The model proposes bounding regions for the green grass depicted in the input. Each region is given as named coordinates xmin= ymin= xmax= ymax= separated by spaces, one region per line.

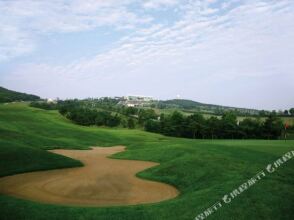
xmin=0 ymin=103 xmax=293 ymax=220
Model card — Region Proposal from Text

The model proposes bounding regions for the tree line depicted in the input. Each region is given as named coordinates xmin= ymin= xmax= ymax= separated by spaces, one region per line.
xmin=145 ymin=111 xmax=286 ymax=139
xmin=58 ymin=101 xmax=121 ymax=127
xmin=29 ymin=99 xmax=292 ymax=139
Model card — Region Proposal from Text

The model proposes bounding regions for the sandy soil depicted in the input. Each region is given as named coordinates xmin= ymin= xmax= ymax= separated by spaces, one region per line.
xmin=0 ymin=146 xmax=179 ymax=206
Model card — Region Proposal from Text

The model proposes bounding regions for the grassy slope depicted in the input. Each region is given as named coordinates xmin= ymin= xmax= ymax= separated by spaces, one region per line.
xmin=0 ymin=103 xmax=293 ymax=220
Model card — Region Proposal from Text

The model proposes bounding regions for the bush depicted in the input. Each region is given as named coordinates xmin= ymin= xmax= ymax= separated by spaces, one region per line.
xmin=30 ymin=101 xmax=57 ymax=110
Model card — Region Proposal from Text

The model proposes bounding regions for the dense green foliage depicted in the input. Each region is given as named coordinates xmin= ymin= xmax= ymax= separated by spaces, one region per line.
xmin=30 ymin=99 xmax=158 ymax=128
xmin=0 ymin=103 xmax=293 ymax=220
xmin=159 ymin=99 xmax=204 ymax=109
xmin=29 ymin=99 xmax=287 ymax=139
xmin=145 ymin=111 xmax=285 ymax=139
xmin=30 ymin=101 xmax=58 ymax=110
xmin=0 ymin=86 xmax=40 ymax=103
xmin=58 ymin=100 xmax=121 ymax=127
xmin=158 ymin=99 xmax=260 ymax=115
xmin=290 ymin=108 xmax=294 ymax=116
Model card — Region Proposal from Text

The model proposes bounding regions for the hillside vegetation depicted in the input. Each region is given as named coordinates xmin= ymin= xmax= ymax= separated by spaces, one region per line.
xmin=158 ymin=99 xmax=260 ymax=115
xmin=0 ymin=86 xmax=40 ymax=103
xmin=30 ymin=99 xmax=292 ymax=140
xmin=0 ymin=102 xmax=293 ymax=220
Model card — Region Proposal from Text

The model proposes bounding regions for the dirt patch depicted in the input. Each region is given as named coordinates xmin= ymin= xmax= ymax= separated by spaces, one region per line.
xmin=0 ymin=146 xmax=179 ymax=206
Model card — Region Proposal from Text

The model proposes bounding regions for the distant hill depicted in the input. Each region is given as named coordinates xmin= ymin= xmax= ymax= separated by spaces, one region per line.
xmin=159 ymin=99 xmax=203 ymax=109
xmin=158 ymin=99 xmax=260 ymax=115
xmin=0 ymin=86 xmax=40 ymax=103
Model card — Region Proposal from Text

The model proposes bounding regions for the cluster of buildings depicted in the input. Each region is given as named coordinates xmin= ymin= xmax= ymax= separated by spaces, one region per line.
xmin=118 ymin=95 xmax=154 ymax=107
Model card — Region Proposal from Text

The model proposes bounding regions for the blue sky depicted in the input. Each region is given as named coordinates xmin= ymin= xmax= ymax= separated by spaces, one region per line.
xmin=0 ymin=0 xmax=293 ymax=110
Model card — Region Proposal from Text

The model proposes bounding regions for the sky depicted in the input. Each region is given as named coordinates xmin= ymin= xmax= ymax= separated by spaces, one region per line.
xmin=0 ymin=0 xmax=293 ymax=110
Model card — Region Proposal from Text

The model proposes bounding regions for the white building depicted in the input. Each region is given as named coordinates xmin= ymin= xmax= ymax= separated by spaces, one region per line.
xmin=123 ymin=95 xmax=153 ymax=102
xmin=119 ymin=95 xmax=154 ymax=107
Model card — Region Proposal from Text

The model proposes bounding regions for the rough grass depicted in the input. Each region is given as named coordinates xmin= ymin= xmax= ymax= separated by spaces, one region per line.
xmin=0 ymin=103 xmax=293 ymax=220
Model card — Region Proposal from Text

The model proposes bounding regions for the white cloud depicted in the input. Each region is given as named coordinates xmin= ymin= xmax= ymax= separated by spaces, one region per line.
xmin=0 ymin=24 xmax=35 ymax=61
xmin=0 ymin=0 xmax=150 ymax=33
xmin=0 ymin=0 xmax=152 ymax=61
xmin=143 ymin=0 xmax=180 ymax=9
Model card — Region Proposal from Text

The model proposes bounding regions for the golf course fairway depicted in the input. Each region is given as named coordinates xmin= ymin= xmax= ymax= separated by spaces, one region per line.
xmin=0 ymin=103 xmax=293 ymax=220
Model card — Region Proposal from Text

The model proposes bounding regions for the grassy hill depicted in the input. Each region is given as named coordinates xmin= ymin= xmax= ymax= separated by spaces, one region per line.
xmin=160 ymin=99 xmax=204 ymax=109
xmin=0 ymin=86 xmax=40 ymax=103
xmin=0 ymin=102 xmax=293 ymax=220
xmin=159 ymin=99 xmax=260 ymax=115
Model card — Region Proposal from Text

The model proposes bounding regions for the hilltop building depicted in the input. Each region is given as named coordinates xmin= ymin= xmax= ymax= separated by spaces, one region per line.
xmin=119 ymin=95 xmax=154 ymax=107
xmin=124 ymin=95 xmax=153 ymax=102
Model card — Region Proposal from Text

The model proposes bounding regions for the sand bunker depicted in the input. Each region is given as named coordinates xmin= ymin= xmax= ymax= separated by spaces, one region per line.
xmin=0 ymin=146 xmax=179 ymax=206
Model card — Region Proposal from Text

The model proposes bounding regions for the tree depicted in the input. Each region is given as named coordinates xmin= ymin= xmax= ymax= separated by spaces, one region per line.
xmin=30 ymin=101 xmax=57 ymax=110
xmin=145 ymin=119 xmax=160 ymax=133
xmin=262 ymin=115 xmax=283 ymax=139
xmin=121 ymin=119 xmax=127 ymax=128
xmin=259 ymin=110 xmax=267 ymax=116
xmin=167 ymin=111 xmax=185 ymax=137
xmin=239 ymin=118 xmax=262 ymax=139
xmin=106 ymin=114 xmax=121 ymax=127
xmin=127 ymin=118 xmax=135 ymax=129
xmin=206 ymin=116 xmax=220 ymax=139
xmin=138 ymin=109 xmax=157 ymax=125
xmin=124 ymin=107 xmax=138 ymax=116
xmin=289 ymin=108 xmax=294 ymax=116
xmin=95 ymin=111 xmax=109 ymax=126
xmin=221 ymin=112 xmax=238 ymax=138
xmin=185 ymin=113 xmax=205 ymax=139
